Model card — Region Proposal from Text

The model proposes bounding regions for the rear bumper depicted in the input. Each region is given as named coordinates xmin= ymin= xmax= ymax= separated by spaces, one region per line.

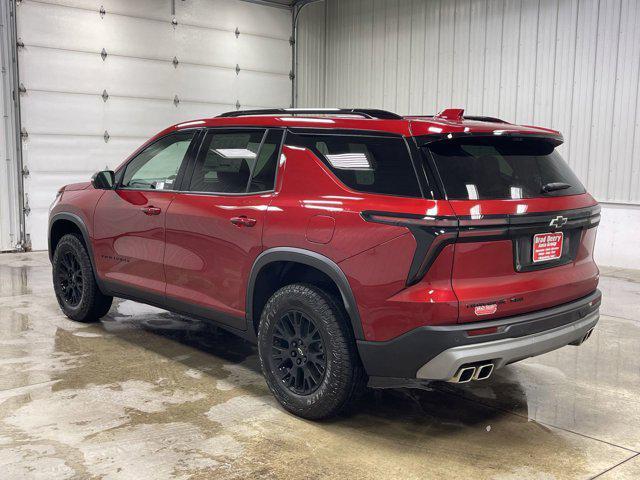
xmin=357 ymin=289 xmax=601 ymax=381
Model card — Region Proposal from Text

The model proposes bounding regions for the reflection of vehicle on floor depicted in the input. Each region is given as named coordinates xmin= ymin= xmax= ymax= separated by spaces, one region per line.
xmin=48 ymin=108 xmax=601 ymax=419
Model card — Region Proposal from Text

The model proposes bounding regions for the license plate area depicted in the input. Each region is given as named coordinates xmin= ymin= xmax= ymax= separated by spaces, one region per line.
xmin=512 ymin=228 xmax=580 ymax=272
xmin=532 ymin=232 xmax=564 ymax=263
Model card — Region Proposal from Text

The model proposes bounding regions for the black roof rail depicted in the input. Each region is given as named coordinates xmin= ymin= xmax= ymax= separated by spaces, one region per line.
xmin=463 ymin=116 xmax=509 ymax=124
xmin=217 ymin=108 xmax=403 ymax=120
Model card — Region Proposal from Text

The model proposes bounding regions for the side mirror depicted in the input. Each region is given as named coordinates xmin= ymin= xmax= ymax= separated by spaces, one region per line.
xmin=91 ymin=170 xmax=115 ymax=190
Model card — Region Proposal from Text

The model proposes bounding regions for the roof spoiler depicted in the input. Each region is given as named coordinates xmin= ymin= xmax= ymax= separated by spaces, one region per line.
xmin=433 ymin=109 xmax=510 ymax=124
xmin=434 ymin=108 xmax=465 ymax=121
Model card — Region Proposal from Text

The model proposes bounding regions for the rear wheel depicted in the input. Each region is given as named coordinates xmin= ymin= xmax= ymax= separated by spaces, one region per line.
xmin=258 ymin=283 xmax=366 ymax=419
xmin=52 ymin=233 xmax=112 ymax=322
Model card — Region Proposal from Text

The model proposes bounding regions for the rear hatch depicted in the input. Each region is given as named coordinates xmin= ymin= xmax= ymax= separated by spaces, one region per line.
xmin=425 ymin=135 xmax=600 ymax=323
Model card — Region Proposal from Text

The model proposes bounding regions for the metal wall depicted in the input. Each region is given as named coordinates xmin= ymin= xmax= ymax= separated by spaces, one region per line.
xmin=15 ymin=0 xmax=292 ymax=250
xmin=296 ymin=0 xmax=640 ymax=205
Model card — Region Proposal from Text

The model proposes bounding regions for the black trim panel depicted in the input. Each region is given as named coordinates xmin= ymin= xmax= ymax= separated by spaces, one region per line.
xmin=360 ymin=211 xmax=458 ymax=286
xmin=100 ymin=279 xmax=250 ymax=339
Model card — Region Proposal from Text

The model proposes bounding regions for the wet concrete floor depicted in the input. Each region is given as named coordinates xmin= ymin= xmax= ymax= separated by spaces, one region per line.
xmin=0 ymin=251 xmax=638 ymax=479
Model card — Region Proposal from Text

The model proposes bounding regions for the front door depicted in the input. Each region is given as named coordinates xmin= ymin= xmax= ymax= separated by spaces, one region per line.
xmin=93 ymin=130 xmax=199 ymax=299
xmin=164 ymin=128 xmax=284 ymax=329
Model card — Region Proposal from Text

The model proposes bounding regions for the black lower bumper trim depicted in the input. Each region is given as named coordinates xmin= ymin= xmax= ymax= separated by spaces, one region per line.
xmin=356 ymin=289 xmax=601 ymax=379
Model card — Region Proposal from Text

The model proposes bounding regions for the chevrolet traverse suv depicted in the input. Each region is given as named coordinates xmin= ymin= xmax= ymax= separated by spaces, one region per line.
xmin=49 ymin=108 xmax=601 ymax=419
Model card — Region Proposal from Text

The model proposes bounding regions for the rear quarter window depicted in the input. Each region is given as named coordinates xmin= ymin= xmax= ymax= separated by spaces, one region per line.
xmin=288 ymin=133 xmax=422 ymax=198
xmin=426 ymin=137 xmax=586 ymax=200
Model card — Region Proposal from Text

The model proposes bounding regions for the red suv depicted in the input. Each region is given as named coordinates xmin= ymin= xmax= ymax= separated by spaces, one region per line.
xmin=49 ymin=108 xmax=601 ymax=419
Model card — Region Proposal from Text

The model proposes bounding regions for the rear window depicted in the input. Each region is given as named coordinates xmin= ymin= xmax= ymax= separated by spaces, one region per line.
xmin=289 ymin=133 xmax=422 ymax=198
xmin=426 ymin=137 xmax=586 ymax=200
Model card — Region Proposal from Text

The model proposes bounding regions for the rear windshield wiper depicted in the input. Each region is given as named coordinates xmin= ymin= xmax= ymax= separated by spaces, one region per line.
xmin=541 ymin=182 xmax=571 ymax=193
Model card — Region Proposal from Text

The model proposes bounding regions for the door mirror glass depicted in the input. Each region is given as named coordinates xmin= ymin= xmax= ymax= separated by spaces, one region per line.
xmin=92 ymin=170 xmax=115 ymax=190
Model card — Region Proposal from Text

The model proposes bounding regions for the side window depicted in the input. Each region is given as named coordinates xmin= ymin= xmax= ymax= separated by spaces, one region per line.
xmin=121 ymin=131 xmax=195 ymax=190
xmin=248 ymin=129 xmax=283 ymax=192
xmin=289 ymin=133 xmax=422 ymax=198
xmin=187 ymin=129 xmax=282 ymax=194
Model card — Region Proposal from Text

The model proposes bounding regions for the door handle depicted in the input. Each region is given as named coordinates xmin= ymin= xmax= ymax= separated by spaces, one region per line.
xmin=141 ymin=206 xmax=162 ymax=216
xmin=230 ymin=216 xmax=257 ymax=227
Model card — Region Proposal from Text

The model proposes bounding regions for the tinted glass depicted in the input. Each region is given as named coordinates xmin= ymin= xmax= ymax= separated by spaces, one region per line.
xmin=427 ymin=137 xmax=586 ymax=200
xmin=188 ymin=130 xmax=266 ymax=193
xmin=290 ymin=133 xmax=422 ymax=197
xmin=121 ymin=131 xmax=195 ymax=190
xmin=248 ymin=129 xmax=283 ymax=192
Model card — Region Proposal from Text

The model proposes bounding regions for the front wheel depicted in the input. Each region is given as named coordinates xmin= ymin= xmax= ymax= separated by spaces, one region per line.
xmin=52 ymin=233 xmax=112 ymax=322
xmin=257 ymin=283 xmax=366 ymax=420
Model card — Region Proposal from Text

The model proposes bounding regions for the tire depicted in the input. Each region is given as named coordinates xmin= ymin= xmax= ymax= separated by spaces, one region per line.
xmin=258 ymin=283 xmax=366 ymax=420
xmin=52 ymin=233 xmax=113 ymax=322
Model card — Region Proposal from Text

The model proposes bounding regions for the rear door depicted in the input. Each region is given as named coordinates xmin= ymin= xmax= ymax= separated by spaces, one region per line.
xmin=93 ymin=130 xmax=198 ymax=299
xmin=425 ymin=136 xmax=600 ymax=323
xmin=164 ymin=128 xmax=284 ymax=329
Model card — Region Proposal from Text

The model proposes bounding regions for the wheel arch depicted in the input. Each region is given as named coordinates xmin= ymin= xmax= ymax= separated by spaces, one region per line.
xmin=49 ymin=213 xmax=96 ymax=270
xmin=246 ymin=248 xmax=364 ymax=340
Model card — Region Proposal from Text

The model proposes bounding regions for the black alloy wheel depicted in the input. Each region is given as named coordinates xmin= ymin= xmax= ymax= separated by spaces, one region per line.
xmin=271 ymin=310 xmax=327 ymax=395
xmin=52 ymin=233 xmax=113 ymax=322
xmin=56 ymin=250 xmax=84 ymax=307
xmin=258 ymin=283 xmax=366 ymax=419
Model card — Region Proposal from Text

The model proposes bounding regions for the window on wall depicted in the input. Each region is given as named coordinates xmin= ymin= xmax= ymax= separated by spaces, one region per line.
xmin=121 ymin=131 xmax=195 ymax=190
xmin=187 ymin=129 xmax=283 ymax=194
xmin=288 ymin=133 xmax=423 ymax=198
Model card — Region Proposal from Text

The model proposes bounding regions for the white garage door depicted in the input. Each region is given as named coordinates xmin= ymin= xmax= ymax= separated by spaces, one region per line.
xmin=16 ymin=0 xmax=292 ymax=250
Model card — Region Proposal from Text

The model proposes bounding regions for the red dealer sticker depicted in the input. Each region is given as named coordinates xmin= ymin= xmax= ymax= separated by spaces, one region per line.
xmin=532 ymin=232 xmax=564 ymax=263
xmin=474 ymin=304 xmax=498 ymax=316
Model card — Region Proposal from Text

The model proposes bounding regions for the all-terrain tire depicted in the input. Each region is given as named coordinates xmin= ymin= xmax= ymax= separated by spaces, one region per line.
xmin=258 ymin=283 xmax=366 ymax=420
xmin=52 ymin=233 xmax=113 ymax=322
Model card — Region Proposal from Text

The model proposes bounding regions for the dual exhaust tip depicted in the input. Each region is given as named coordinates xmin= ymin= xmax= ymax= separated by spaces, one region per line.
xmin=571 ymin=327 xmax=595 ymax=346
xmin=581 ymin=328 xmax=594 ymax=343
xmin=448 ymin=363 xmax=494 ymax=383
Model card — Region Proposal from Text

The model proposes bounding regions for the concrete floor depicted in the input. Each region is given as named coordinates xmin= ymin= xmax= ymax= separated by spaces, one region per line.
xmin=0 ymin=252 xmax=638 ymax=480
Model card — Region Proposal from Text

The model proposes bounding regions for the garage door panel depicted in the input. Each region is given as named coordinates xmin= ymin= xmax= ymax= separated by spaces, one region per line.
xmin=99 ymin=13 xmax=178 ymax=60
xmin=176 ymin=29 xmax=238 ymax=69
xmin=39 ymin=0 xmax=174 ymax=22
xmin=175 ymin=103 xmax=233 ymax=120
xmin=19 ymin=48 xmax=176 ymax=100
xmin=176 ymin=65 xmax=237 ymax=103
xmin=21 ymin=91 xmax=104 ymax=135
xmin=178 ymin=0 xmax=291 ymax=40
xmin=28 ymin=209 xmax=54 ymax=250
xmin=19 ymin=47 xmax=103 ymax=93
xmin=24 ymin=136 xmax=144 ymax=173
xmin=237 ymin=36 xmax=291 ymax=74
xmin=103 ymin=98 xmax=182 ymax=137
xmin=18 ymin=2 xmax=108 ymax=52
xmin=19 ymin=2 xmax=177 ymax=61
xmin=238 ymin=72 xmax=291 ymax=107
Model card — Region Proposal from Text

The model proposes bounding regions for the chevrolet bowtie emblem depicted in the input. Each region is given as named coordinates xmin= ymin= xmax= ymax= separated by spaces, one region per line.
xmin=549 ymin=215 xmax=568 ymax=228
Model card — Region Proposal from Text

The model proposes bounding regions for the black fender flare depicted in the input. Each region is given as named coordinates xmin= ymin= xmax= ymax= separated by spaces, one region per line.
xmin=48 ymin=212 xmax=97 ymax=271
xmin=246 ymin=247 xmax=365 ymax=340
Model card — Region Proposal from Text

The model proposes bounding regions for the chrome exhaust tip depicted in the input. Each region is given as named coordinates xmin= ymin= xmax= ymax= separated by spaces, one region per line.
xmin=571 ymin=327 xmax=596 ymax=346
xmin=473 ymin=363 xmax=494 ymax=381
xmin=448 ymin=366 xmax=476 ymax=383
xmin=584 ymin=328 xmax=594 ymax=341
